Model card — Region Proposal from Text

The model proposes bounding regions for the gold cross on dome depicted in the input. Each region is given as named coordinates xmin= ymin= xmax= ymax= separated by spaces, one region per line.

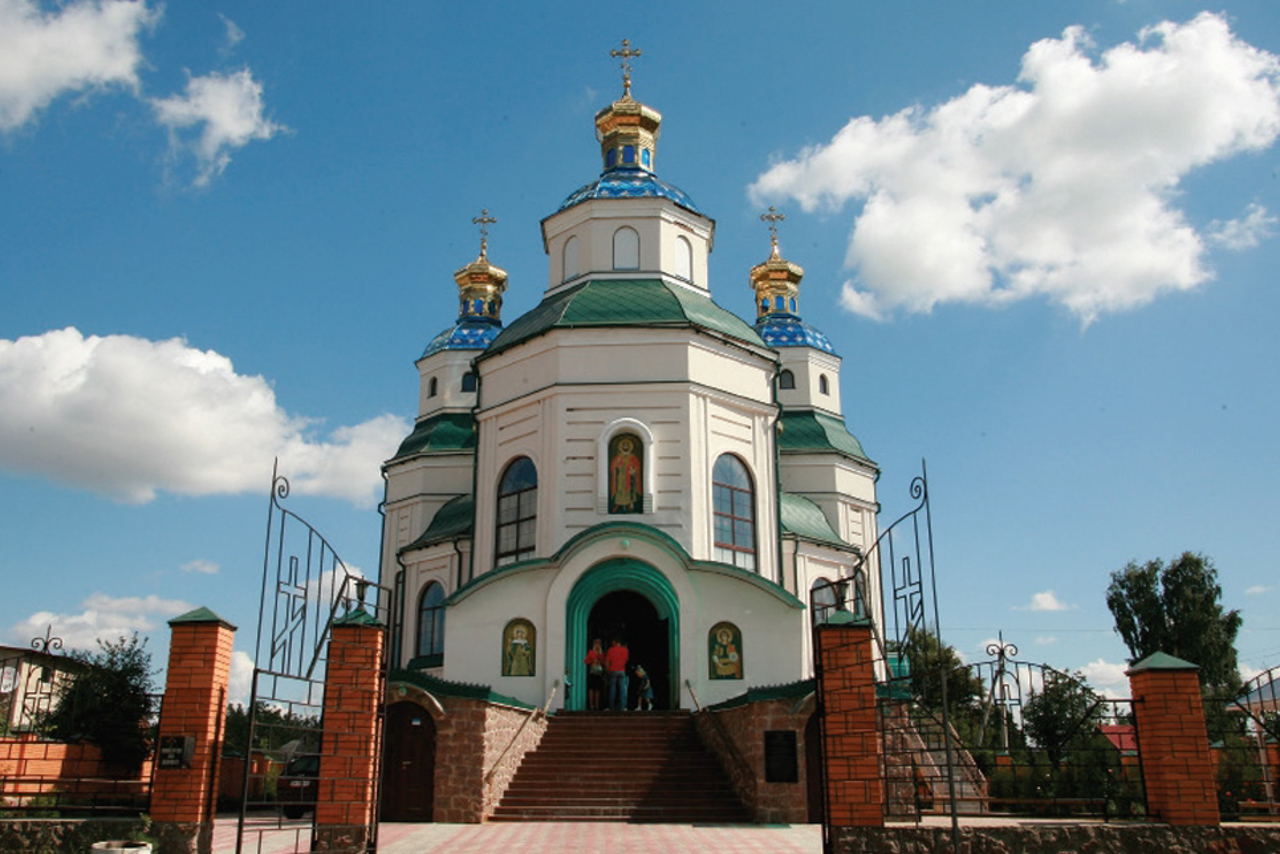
xmin=472 ymin=208 xmax=496 ymax=257
xmin=611 ymin=38 xmax=642 ymax=98
xmin=761 ymin=206 xmax=785 ymax=254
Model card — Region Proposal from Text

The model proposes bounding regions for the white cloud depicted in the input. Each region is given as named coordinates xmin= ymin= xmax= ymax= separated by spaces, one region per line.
xmin=750 ymin=13 xmax=1280 ymax=323
xmin=0 ymin=328 xmax=408 ymax=505
xmin=1080 ymin=658 xmax=1129 ymax=694
xmin=0 ymin=0 xmax=158 ymax=133
xmin=181 ymin=559 xmax=219 ymax=575
xmin=1208 ymin=203 xmax=1278 ymax=250
xmin=152 ymin=68 xmax=286 ymax=186
xmin=1245 ymin=584 xmax=1273 ymax=596
xmin=10 ymin=592 xmax=192 ymax=651
xmin=1016 ymin=590 xmax=1073 ymax=611
xmin=228 ymin=648 xmax=255 ymax=705
xmin=217 ymin=13 xmax=244 ymax=54
xmin=1034 ymin=636 xmax=1058 ymax=645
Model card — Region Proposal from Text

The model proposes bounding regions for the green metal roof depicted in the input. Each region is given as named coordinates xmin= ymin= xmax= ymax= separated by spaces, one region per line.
xmin=705 ymin=678 xmax=815 ymax=711
xmin=388 ymin=669 xmax=534 ymax=710
xmin=484 ymin=279 xmax=767 ymax=357
xmin=779 ymin=492 xmax=847 ymax=547
xmin=401 ymin=494 xmax=474 ymax=554
xmin=777 ymin=410 xmax=872 ymax=463
xmin=390 ymin=412 xmax=476 ymax=461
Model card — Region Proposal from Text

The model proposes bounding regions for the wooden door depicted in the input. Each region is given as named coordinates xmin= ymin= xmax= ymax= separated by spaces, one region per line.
xmin=381 ymin=701 xmax=435 ymax=821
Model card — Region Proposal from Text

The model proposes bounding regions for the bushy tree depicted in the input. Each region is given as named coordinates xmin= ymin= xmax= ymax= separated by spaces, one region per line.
xmin=898 ymin=627 xmax=985 ymax=711
xmin=44 ymin=634 xmax=155 ymax=774
xmin=1105 ymin=552 xmax=1242 ymax=691
xmin=1022 ymin=670 xmax=1103 ymax=767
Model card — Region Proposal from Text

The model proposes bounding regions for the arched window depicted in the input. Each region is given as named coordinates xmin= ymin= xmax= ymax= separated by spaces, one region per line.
xmin=712 ymin=454 xmax=756 ymax=571
xmin=613 ymin=227 xmax=640 ymax=270
xmin=417 ymin=581 xmax=445 ymax=660
xmin=818 ymin=374 xmax=829 ymax=395
xmin=427 ymin=376 xmax=438 ymax=398
xmin=675 ymin=235 xmax=693 ymax=282
xmin=562 ymin=235 xmax=579 ymax=282
xmin=778 ymin=370 xmax=795 ymax=390
xmin=810 ymin=579 xmax=837 ymax=627
xmin=461 ymin=372 xmax=477 ymax=392
xmin=496 ymin=457 xmax=537 ymax=565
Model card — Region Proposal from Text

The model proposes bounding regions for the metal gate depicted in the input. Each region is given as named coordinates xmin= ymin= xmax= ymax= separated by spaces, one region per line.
xmin=235 ymin=464 xmax=391 ymax=853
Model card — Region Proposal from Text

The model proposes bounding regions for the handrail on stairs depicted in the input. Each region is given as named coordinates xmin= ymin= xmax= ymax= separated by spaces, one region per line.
xmin=483 ymin=678 xmax=558 ymax=784
xmin=685 ymin=679 xmax=755 ymax=792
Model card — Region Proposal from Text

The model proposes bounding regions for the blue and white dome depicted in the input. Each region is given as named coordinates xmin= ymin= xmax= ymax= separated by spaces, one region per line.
xmin=421 ymin=317 xmax=503 ymax=358
xmin=755 ymin=314 xmax=837 ymax=354
xmin=558 ymin=168 xmax=701 ymax=215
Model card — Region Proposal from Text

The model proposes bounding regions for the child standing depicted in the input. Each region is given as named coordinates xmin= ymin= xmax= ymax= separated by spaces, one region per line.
xmin=633 ymin=664 xmax=654 ymax=711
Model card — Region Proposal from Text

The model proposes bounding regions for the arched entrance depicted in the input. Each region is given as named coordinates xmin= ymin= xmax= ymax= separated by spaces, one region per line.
xmin=380 ymin=701 xmax=435 ymax=821
xmin=564 ymin=559 xmax=680 ymax=711
xmin=589 ymin=591 xmax=670 ymax=710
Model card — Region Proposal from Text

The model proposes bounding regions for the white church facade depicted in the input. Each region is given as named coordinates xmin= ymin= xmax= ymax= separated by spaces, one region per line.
xmin=377 ymin=70 xmax=881 ymax=717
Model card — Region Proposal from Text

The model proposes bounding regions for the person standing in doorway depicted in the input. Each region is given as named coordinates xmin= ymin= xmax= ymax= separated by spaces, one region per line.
xmin=605 ymin=638 xmax=629 ymax=711
xmin=584 ymin=638 xmax=606 ymax=711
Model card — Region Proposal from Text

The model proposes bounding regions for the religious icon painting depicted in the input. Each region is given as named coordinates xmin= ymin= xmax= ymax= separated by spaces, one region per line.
xmin=502 ymin=618 xmax=536 ymax=677
xmin=708 ymin=621 xmax=743 ymax=680
xmin=607 ymin=432 xmax=643 ymax=514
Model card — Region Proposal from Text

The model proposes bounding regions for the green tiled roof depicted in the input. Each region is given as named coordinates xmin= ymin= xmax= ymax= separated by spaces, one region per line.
xmin=705 ymin=678 xmax=815 ymax=711
xmin=401 ymin=494 xmax=474 ymax=553
xmin=388 ymin=668 xmax=534 ymax=710
xmin=484 ymin=279 xmax=767 ymax=356
xmin=390 ymin=412 xmax=476 ymax=460
xmin=777 ymin=410 xmax=871 ymax=463
xmin=779 ymin=492 xmax=846 ymax=547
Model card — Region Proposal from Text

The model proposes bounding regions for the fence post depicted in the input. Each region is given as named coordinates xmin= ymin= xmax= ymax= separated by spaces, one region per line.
xmin=314 ymin=610 xmax=385 ymax=851
xmin=816 ymin=611 xmax=883 ymax=828
xmin=1127 ymin=651 xmax=1220 ymax=826
xmin=151 ymin=606 xmax=236 ymax=853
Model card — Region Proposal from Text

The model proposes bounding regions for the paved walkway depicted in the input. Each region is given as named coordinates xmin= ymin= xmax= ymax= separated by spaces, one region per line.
xmin=215 ymin=816 xmax=822 ymax=853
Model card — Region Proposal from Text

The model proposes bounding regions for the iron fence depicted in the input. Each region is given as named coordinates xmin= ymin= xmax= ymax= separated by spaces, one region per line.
xmin=1204 ymin=666 xmax=1280 ymax=821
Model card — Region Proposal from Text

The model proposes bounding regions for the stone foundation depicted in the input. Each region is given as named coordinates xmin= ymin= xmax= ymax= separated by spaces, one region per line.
xmin=833 ymin=823 xmax=1280 ymax=853
xmin=0 ymin=818 xmax=150 ymax=854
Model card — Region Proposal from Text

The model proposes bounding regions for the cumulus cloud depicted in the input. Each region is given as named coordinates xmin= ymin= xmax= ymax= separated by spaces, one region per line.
xmin=10 ymin=592 xmax=192 ymax=651
xmin=0 ymin=0 xmax=158 ymax=132
xmin=152 ymin=68 xmax=286 ymax=186
xmin=750 ymin=13 xmax=1280 ymax=323
xmin=1080 ymin=658 xmax=1129 ymax=696
xmin=1016 ymin=590 xmax=1073 ymax=611
xmin=228 ymin=648 xmax=255 ymax=705
xmin=217 ymin=13 xmax=244 ymax=54
xmin=0 ymin=328 xmax=408 ymax=504
xmin=180 ymin=559 xmax=219 ymax=575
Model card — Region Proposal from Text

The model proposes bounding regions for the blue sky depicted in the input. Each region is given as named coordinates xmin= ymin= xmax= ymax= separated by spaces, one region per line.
xmin=2 ymin=1 xmax=1278 ymax=701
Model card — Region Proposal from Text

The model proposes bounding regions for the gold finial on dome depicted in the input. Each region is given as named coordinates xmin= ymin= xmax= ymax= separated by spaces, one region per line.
xmin=596 ymin=39 xmax=661 ymax=173
xmin=611 ymin=38 xmax=642 ymax=100
xmin=454 ymin=208 xmax=507 ymax=322
xmin=750 ymin=207 xmax=804 ymax=320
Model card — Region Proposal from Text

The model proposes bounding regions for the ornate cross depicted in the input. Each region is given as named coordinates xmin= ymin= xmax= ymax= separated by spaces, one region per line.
xmin=472 ymin=208 xmax=497 ymax=258
xmin=761 ymin=206 xmax=785 ymax=254
xmin=611 ymin=39 xmax=642 ymax=98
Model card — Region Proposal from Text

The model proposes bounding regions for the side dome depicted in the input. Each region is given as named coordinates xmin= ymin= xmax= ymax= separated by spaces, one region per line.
xmin=755 ymin=315 xmax=837 ymax=355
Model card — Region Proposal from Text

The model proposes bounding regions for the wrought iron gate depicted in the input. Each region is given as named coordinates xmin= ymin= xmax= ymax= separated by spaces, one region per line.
xmin=235 ymin=464 xmax=392 ymax=854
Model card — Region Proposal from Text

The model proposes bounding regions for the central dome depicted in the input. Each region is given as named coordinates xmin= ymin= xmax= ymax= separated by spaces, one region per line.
xmin=557 ymin=168 xmax=701 ymax=214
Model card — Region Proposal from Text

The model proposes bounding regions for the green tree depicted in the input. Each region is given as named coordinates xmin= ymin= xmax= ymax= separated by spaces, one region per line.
xmin=1105 ymin=552 xmax=1242 ymax=692
xmin=1022 ymin=669 xmax=1103 ymax=767
xmin=898 ymin=627 xmax=985 ymax=711
xmin=44 ymin=634 xmax=156 ymax=774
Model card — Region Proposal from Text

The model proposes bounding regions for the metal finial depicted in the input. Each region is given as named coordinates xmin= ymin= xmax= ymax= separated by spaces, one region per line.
xmin=31 ymin=625 xmax=63 ymax=655
xmin=761 ymin=206 xmax=785 ymax=256
xmin=472 ymin=209 xmax=497 ymax=258
xmin=610 ymin=38 xmax=642 ymax=98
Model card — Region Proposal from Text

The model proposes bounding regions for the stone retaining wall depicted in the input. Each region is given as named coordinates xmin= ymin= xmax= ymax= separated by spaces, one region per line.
xmin=431 ymin=693 xmax=547 ymax=823
xmin=0 ymin=818 xmax=149 ymax=854
xmin=833 ymin=824 xmax=1280 ymax=853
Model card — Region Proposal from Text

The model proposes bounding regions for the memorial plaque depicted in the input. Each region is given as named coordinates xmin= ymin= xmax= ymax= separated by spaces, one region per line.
xmin=158 ymin=735 xmax=195 ymax=769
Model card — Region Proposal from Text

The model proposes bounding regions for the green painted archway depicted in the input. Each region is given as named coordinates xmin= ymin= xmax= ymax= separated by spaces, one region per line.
xmin=564 ymin=559 xmax=680 ymax=711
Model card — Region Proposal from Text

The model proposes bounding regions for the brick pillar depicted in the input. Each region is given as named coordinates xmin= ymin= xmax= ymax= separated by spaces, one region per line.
xmin=1128 ymin=651 xmax=1220 ymax=826
xmin=815 ymin=612 xmax=883 ymax=827
xmin=314 ymin=611 xmax=385 ymax=851
xmin=151 ymin=607 xmax=236 ymax=854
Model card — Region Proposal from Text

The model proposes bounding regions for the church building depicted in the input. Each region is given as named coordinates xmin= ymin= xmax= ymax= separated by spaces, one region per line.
xmin=377 ymin=59 xmax=881 ymax=723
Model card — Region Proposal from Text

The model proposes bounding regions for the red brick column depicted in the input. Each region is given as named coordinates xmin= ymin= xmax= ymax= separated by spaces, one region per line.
xmin=815 ymin=613 xmax=883 ymax=827
xmin=1128 ymin=651 xmax=1220 ymax=826
xmin=314 ymin=611 xmax=385 ymax=851
xmin=151 ymin=607 xmax=236 ymax=854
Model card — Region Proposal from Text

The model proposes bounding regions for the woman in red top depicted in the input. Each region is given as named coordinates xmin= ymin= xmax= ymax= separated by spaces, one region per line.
xmin=583 ymin=638 xmax=606 ymax=710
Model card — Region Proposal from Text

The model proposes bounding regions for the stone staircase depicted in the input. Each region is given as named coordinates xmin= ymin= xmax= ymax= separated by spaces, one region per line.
xmin=490 ymin=710 xmax=751 ymax=822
